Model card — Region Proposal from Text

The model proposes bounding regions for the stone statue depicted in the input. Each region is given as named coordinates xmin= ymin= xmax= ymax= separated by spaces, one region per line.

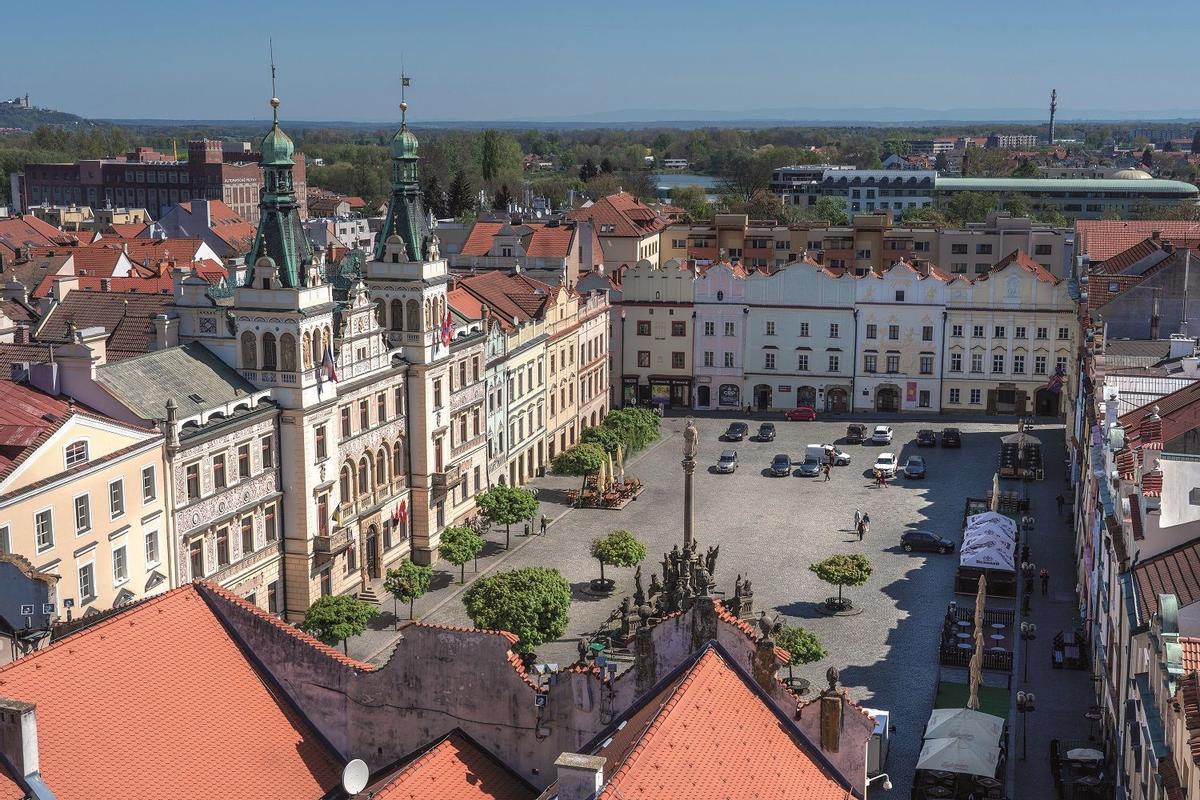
xmin=705 ymin=544 xmax=719 ymax=577
xmin=649 ymin=573 xmax=662 ymax=598
xmin=683 ymin=418 xmax=698 ymax=461
xmin=758 ymin=612 xmax=779 ymax=641
xmin=734 ymin=574 xmax=744 ymax=599
xmin=695 ymin=565 xmax=711 ymax=596
xmin=633 ymin=566 xmax=646 ymax=608
xmin=428 ymin=232 xmax=441 ymax=261
xmin=826 ymin=666 xmax=840 ymax=692
xmin=577 ymin=637 xmax=590 ymax=661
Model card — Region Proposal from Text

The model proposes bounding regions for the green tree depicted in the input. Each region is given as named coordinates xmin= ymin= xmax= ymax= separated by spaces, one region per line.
xmin=944 ymin=191 xmax=995 ymax=225
xmin=590 ymin=530 xmax=646 ymax=584
xmin=439 ymin=525 xmax=485 ymax=583
xmin=480 ymin=129 xmax=502 ymax=182
xmin=580 ymin=425 xmax=622 ymax=455
xmin=1002 ymin=193 xmax=1033 ymax=218
xmin=602 ymin=407 xmax=660 ymax=452
xmin=1193 ymin=131 xmax=1200 ymax=157
xmin=579 ymin=158 xmax=599 ymax=183
xmin=809 ymin=553 xmax=872 ymax=607
xmin=447 ymin=170 xmax=474 ymax=217
xmin=599 ymin=157 xmax=615 ymax=173
xmin=902 ymin=206 xmax=946 ymax=225
xmin=383 ymin=559 xmax=433 ymax=623
xmin=1142 ymin=147 xmax=1154 ymax=169
xmin=1036 ymin=208 xmax=1069 ymax=227
xmin=301 ymin=595 xmax=378 ymax=654
xmin=775 ymin=625 xmax=826 ymax=684
xmin=671 ymin=185 xmax=711 ymax=222
xmin=462 ymin=567 xmax=571 ymax=654
xmin=1010 ymin=160 xmax=1040 ymax=178
xmin=493 ymin=183 xmax=513 ymax=211
xmin=552 ymin=443 xmax=608 ymax=504
xmin=422 ymin=175 xmax=448 ymax=219
xmin=476 ymin=485 xmax=539 ymax=549
xmin=934 ymin=151 xmax=950 ymax=172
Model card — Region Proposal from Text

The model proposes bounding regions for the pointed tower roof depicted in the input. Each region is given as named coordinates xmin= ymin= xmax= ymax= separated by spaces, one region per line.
xmin=375 ymin=96 xmax=430 ymax=263
xmin=261 ymin=97 xmax=295 ymax=166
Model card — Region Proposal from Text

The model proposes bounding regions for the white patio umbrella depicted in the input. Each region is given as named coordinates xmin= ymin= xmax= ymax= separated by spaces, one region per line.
xmin=924 ymin=708 xmax=1004 ymax=744
xmin=990 ymin=472 xmax=1001 ymax=512
xmin=917 ymin=737 xmax=1002 ymax=778
xmin=966 ymin=512 xmax=1018 ymax=538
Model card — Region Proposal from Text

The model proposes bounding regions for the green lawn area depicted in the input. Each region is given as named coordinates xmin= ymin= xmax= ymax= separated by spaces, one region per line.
xmin=935 ymin=681 xmax=1011 ymax=720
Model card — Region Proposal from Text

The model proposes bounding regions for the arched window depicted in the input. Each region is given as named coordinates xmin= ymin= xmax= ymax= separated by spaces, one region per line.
xmin=393 ymin=441 xmax=404 ymax=476
xmin=373 ymin=299 xmax=385 ymax=327
xmin=261 ymin=332 xmax=278 ymax=371
xmin=424 ymin=299 xmax=432 ymax=329
xmin=340 ymin=465 xmax=353 ymax=503
xmin=391 ymin=299 xmax=403 ymax=331
xmin=312 ymin=329 xmax=323 ymax=366
xmin=376 ymin=448 xmax=388 ymax=486
xmin=358 ymin=457 xmax=370 ymax=496
xmin=280 ymin=333 xmax=296 ymax=372
xmin=302 ymin=331 xmax=313 ymax=369
xmin=406 ymin=299 xmax=420 ymax=331
xmin=240 ymin=331 xmax=257 ymax=370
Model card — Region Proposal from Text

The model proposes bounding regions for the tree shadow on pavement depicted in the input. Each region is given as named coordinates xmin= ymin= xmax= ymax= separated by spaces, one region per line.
xmin=570 ymin=581 xmax=617 ymax=603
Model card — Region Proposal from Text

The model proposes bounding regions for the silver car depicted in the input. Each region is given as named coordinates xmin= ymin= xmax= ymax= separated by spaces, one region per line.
xmin=715 ymin=449 xmax=738 ymax=473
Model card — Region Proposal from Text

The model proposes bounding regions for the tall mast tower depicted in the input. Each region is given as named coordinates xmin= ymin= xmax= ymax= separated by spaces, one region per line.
xmin=1048 ymin=89 xmax=1057 ymax=146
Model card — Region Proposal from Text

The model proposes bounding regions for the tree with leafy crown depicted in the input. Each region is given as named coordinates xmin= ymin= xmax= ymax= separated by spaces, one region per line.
xmin=384 ymin=559 xmax=432 ymax=624
xmin=462 ymin=567 xmax=571 ymax=655
xmin=809 ymin=553 xmax=872 ymax=609
xmin=301 ymin=595 xmax=378 ymax=654
xmin=476 ymin=485 xmax=539 ymax=550
xmin=439 ymin=525 xmax=485 ymax=583
xmin=590 ymin=530 xmax=646 ymax=586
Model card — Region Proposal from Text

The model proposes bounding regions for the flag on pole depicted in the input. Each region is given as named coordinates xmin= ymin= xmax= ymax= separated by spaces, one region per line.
xmin=402 ymin=76 xmax=411 ymax=87
xmin=440 ymin=310 xmax=453 ymax=347
xmin=1047 ymin=363 xmax=1065 ymax=394
xmin=321 ymin=344 xmax=339 ymax=383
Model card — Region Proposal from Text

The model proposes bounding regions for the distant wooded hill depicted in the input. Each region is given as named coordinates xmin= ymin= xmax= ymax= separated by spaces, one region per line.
xmin=0 ymin=102 xmax=95 ymax=130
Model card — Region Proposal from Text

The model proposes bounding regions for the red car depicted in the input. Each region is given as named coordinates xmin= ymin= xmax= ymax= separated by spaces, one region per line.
xmin=785 ymin=406 xmax=817 ymax=421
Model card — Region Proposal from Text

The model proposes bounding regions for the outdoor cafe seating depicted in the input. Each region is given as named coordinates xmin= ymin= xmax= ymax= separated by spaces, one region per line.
xmin=913 ymin=709 xmax=1008 ymax=799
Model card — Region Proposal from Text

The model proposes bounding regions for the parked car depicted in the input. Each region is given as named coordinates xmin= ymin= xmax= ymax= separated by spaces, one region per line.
xmin=871 ymin=425 xmax=894 ymax=444
xmin=716 ymin=450 xmax=738 ymax=473
xmin=873 ymin=452 xmax=898 ymax=478
xmin=903 ymin=455 xmax=927 ymax=479
xmin=757 ymin=423 xmax=776 ymax=442
xmin=770 ymin=453 xmax=793 ymax=477
xmin=785 ymin=406 xmax=817 ymax=421
xmin=941 ymin=428 xmax=962 ymax=448
xmin=845 ymin=423 xmax=868 ymax=443
xmin=798 ymin=455 xmax=822 ymax=477
xmin=900 ymin=530 xmax=954 ymax=554
xmin=822 ymin=444 xmax=852 ymax=466
xmin=916 ymin=429 xmax=937 ymax=447
xmin=724 ymin=422 xmax=749 ymax=441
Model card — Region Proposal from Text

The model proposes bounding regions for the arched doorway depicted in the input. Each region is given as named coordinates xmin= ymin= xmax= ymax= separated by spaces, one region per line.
xmin=754 ymin=384 xmax=772 ymax=410
xmin=797 ymin=386 xmax=817 ymax=408
xmin=826 ymin=387 xmax=849 ymax=413
xmin=875 ymin=385 xmax=900 ymax=412
xmin=1034 ymin=388 xmax=1060 ymax=417
xmin=365 ymin=526 xmax=380 ymax=579
xmin=696 ymin=385 xmax=711 ymax=407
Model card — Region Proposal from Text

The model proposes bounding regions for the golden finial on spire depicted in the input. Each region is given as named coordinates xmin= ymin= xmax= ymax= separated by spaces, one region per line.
xmin=400 ymin=62 xmax=411 ymax=128
xmin=269 ymin=38 xmax=280 ymax=124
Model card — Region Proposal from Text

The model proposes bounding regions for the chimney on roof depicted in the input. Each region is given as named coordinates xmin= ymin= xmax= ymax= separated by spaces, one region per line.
xmin=818 ymin=668 xmax=845 ymax=754
xmin=194 ymin=198 xmax=211 ymax=229
xmin=55 ymin=325 xmax=106 ymax=400
xmin=1169 ymin=333 xmax=1195 ymax=360
xmin=1152 ymin=229 xmax=1162 ymax=241
xmin=1142 ymin=405 xmax=1163 ymax=448
xmin=153 ymin=313 xmax=179 ymax=351
xmin=554 ymin=753 xmax=606 ymax=800
xmin=0 ymin=698 xmax=41 ymax=786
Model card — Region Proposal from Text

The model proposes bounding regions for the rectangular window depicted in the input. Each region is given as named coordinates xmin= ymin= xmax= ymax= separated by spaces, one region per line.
xmin=671 ymin=321 xmax=686 ymax=337
xmin=1057 ymin=356 xmax=1069 ymax=373
xmin=145 ymin=531 xmax=159 ymax=566
xmin=109 ymin=479 xmax=125 ymax=518
xmin=186 ymin=463 xmax=200 ymax=500
xmin=992 ymin=354 xmax=1005 ymax=373
xmin=703 ymin=351 xmax=714 ymax=367
xmin=951 ymin=243 xmax=968 ymax=255
xmin=241 ymin=516 xmax=254 ymax=555
xmin=261 ymin=436 xmax=273 ymax=469
xmin=976 ymin=243 xmax=992 ymax=255
xmin=65 ymin=440 xmax=89 ymax=467
xmin=1035 ymin=244 xmax=1053 ymax=255
xmin=724 ymin=321 xmax=735 ymax=336
xmin=238 ymin=444 xmax=252 ymax=479
xmin=828 ymin=355 xmax=840 ymax=372
xmin=141 ymin=465 xmax=156 ymax=502
xmin=895 ymin=290 xmax=905 ymax=302
xmin=359 ymin=399 xmax=369 ymax=429
xmin=765 ymin=321 xmax=776 ymax=336
xmin=265 ymin=503 xmax=277 ymax=541
xmin=888 ymin=325 xmax=900 ymax=340
xmin=920 ymin=355 xmax=934 ymax=374
xmin=394 ymin=387 xmax=405 ymax=416
xmin=829 ymin=323 xmax=839 ymax=338
xmin=950 ymin=353 xmax=962 ymax=372
xmin=1015 ymin=326 xmax=1027 ymax=339
xmin=1013 ymin=354 xmax=1026 ymax=373
xmin=433 ymin=379 xmax=443 ymax=407
xmin=922 ymin=326 xmax=933 ymax=342
xmin=1036 ymin=327 xmax=1048 ymax=340
xmin=212 ymin=455 xmax=226 ymax=490
xmin=216 ymin=527 xmax=230 ymax=567
xmin=952 ymin=324 xmax=963 ymax=337
xmin=799 ymin=322 xmax=809 ymax=337
xmin=268 ymin=581 xmax=279 ymax=614
xmin=1058 ymin=327 xmax=1070 ymax=340
xmin=320 ymin=569 xmax=332 ymax=596
xmin=636 ymin=320 xmax=651 ymax=336
xmin=949 ymin=388 xmax=961 ymax=404
xmin=951 ymin=262 xmax=968 ymax=273
xmin=672 ymin=352 xmax=685 ymax=369
xmin=315 ymin=425 xmax=327 ymax=460
xmin=0 ymin=525 xmax=8 ymax=555
xmin=765 ymin=352 xmax=776 ymax=370
xmin=970 ymin=388 xmax=982 ymax=405
xmin=78 ymin=562 xmax=95 ymax=601
xmin=189 ymin=539 xmax=204 ymax=578
xmin=637 ymin=351 xmax=650 ymax=368
xmin=971 ymin=353 xmax=983 ymax=373
xmin=886 ymin=355 xmax=900 ymax=373
xmin=704 ymin=321 xmax=714 ymax=336
xmin=798 ymin=354 xmax=810 ymax=371
xmin=918 ymin=390 xmax=930 ymax=408
xmin=1034 ymin=355 xmax=1047 ymax=375
xmin=113 ymin=545 xmax=127 ymax=585
xmin=340 ymin=406 xmax=351 ymax=437
xmin=864 ymin=354 xmax=877 ymax=372
xmin=973 ymin=325 xmax=984 ymax=338
xmin=74 ymin=495 xmax=90 ymax=534
xmin=994 ymin=326 xmax=1006 ymax=339
xmin=866 ymin=324 xmax=877 ymax=339
xmin=724 ymin=352 xmax=734 ymax=368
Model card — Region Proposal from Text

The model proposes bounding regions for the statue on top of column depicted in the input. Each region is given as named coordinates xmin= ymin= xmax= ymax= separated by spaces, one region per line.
xmin=683 ymin=418 xmax=698 ymax=461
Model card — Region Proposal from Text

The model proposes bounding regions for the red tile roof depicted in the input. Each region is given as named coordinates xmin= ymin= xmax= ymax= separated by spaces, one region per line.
xmin=1132 ymin=539 xmax=1200 ymax=626
xmin=172 ymin=201 xmax=256 ymax=255
xmin=0 ymin=343 xmax=57 ymax=380
xmin=104 ymin=222 xmax=148 ymax=239
xmin=985 ymin=249 xmax=1060 ymax=284
xmin=595 ymin=648 xmax=852 ymax=800
xmin=27 ymin=245 xmax=129 ymax=278
xmin=1180 ymin=672 xmax=1200 ymax=764
xmin=1096 ymin=238 xmax=1165 ymax=274
xmin=1078 ymin=221 xmax=1200 ymax=262
xmin=461 ymin=222 xmax=505 ymax=257
xmin=0 ymin=766 xmax=24 ymax=800
xmin=0 ymin=585 xmax=342 ymax=800
xmin=36 ymin=290 xmax=173 ymax=360
xmin=1181 ymin=637 xmax=1200 ymax=672
xmin=567 ymin=192 xmax=669 ymax=239
xmin=369 ymin=731 xmax=537 ymax=800
xmin=0 ymin=381 xmax=72 ymax=477
xmin=0 ymin=215 xmax=70 ymax=259
xmin=455 ymin=271 xmax=553 ymax=325
xmin=0 ymin=252 xmax=73 ymax=292
xmin=1120 ymin=386 xmax=1200 ymax=450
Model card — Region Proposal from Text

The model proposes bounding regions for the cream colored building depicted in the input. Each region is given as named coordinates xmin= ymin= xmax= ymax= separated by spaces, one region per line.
xmin=545 ymin=285 xmax=580 ymax=459
xmin=567 ymin=192 xmax=669 ymax=271
xmin=576 ymin=291 xmax=610 ymax=430
xmin=620 ymin=258 xmax=696 ymax=408
xmin=0 ymin=379 xmax=168 ymax=617
xmin=942 ymin=250 xmax=1076 ymax=416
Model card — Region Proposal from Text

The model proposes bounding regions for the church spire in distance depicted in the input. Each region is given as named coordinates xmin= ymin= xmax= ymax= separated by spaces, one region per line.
xmin=245 ymin=41 xmax=312 ymax=289
xmin=374 ymin=70 xmax=431 ymax=263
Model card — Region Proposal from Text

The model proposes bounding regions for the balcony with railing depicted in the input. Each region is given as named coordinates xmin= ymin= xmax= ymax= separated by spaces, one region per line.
xmin=314 ymin=527 xmax=354 ymax=555
xmin=209 ymin=541 xmax=283 ymax=585
xmin=431 ymin=463 xmax=462 ymax=499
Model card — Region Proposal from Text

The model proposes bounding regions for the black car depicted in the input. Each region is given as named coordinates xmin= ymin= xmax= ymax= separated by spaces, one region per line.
xmin=845 ymin=423 xmax=867 ymax=444
xmin=916 ymin=429 xmax=937 ymax=447
xmin=903 ymin=455 xmax=928 ymax=479
xmin=941 ymin=428 xmax=962 ymax=448
xmin=758 ymin=422 xmax=776 ymax=442
xmin=901 ymin=530 xmax=954 ymax=554
xmin=724 ymin=422 xmax=749 ymax=441
xmin=770 ymin=453 xmax=792 ymax=477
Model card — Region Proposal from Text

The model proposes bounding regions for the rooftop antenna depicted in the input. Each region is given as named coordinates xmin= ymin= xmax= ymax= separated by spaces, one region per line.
xmin=269 ymin=38 xmax=279 ymax=123
xmin=400 ymin=58 xmax=411 ymax=127
xmin=1048 ymin=89 xmax=1057 ymax=146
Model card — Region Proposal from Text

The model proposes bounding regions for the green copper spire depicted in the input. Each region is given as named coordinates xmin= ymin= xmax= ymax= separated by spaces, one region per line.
xmin=375 ymin=94 xmax=430 ymax=263
xmin=244 ymin=86 xmax=312 ymax=289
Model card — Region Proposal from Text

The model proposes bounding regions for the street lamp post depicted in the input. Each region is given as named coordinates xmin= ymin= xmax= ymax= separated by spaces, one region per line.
xmin=1017 ymin=691 xmax=1036 ymax=761
xmin=1020 ymin=621 xmax=1038 ymax=682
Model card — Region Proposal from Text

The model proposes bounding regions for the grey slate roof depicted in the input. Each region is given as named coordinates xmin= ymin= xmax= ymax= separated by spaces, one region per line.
xmin=94 ymin=341 xmax=256 ymax=421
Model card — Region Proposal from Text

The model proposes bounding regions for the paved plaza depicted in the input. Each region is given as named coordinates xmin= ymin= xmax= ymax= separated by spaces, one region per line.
xmin=349 ymin=412 xmax=1091 ymax=798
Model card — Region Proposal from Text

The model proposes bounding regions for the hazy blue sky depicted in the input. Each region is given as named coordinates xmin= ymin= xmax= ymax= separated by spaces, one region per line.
xmin=5 ymin=0 xmax=1199 ymax=122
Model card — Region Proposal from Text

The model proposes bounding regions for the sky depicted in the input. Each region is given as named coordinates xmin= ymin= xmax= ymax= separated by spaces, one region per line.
xmin=5 ymin=0 xmax=1200 ymax=123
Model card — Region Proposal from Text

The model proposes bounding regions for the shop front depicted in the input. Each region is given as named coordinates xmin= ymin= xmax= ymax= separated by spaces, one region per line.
xmin=648 ymin=375 xmax=693 ymax=408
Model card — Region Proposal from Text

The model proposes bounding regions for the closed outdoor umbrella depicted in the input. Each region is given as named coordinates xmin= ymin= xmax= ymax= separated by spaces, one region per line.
xmin=924 ymin=708 xmax=1004 ymax=743
xmin=916 ymin=737 xmax=1001 ymax=778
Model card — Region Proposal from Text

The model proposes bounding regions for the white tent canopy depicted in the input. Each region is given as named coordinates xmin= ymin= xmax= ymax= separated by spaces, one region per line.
xmin=959 ymin=543 xmax=1016 ymax=571
xmin=965 ymin=512 xmax=1018 ymax=543
xmin=924 ymin=708 xmax=1005 ymax=744
xmin=917 ymin=736 xmax=1002 ymax=778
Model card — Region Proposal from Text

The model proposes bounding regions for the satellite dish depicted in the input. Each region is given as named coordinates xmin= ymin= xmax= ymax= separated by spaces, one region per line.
xmin=342 ymin=759 xmax=369 ymax=795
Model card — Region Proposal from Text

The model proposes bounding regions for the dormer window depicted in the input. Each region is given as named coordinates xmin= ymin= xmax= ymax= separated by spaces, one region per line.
xmin=65 ymin=440 xmax=89 ymax=467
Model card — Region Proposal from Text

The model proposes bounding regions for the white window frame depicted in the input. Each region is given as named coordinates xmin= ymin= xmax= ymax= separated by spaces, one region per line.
xmin=34 ymin=507 xmax=54 ymax=552
xmin=64 ymin=439 xmax=89 ymax=468
xmin=112 ymin=544 xmax=128 ymax=587
xmin=145 ymin=530 xmax=160 ymax=568
xmin=77 ymin=558 xmax=96 ymax=602
xmin=141 ymin=465 xmax=156 ymax=503
xmin=73 ymin=492 xmax=91 ymax=535
xmin=949 ymin=388 xmax=961 ymax=404
xmin=109 ymin=478 xmax=125 ymax=520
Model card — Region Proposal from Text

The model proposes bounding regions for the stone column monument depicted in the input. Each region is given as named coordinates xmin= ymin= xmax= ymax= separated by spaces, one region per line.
xmin=682 ymin=418 xmax=698 ymax=550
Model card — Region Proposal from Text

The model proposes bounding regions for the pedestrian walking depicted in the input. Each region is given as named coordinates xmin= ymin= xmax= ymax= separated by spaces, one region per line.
xmin=862 ymin=513 xmax=870 ymax=536
xmin=874 ymin=469 xmax=883 ymax=488
xmin=539 ymin=514 xmax=548 ymax=536
xmin=1040 ymin=567 xmax=1050 ymax=596
xmin=1021 ymin=544 xmax=1030 ymax=564
xmin=823 ymin=463 xmax=832 ymax=481
xmin=857 ymin=519 xmax=865 ymax=541
xmin=1056 ymin=494 xmax=1065 ymax=515
xmin=853 ymin=509 xmax=862 ymax=532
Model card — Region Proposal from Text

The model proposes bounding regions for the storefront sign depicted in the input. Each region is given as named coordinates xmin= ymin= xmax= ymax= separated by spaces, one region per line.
xmin=778 ymin=385 xmax=791 ymax=392
xmin=651 ymin=383 xmax=671 ymax=405
xmin=906 ymin=381 xmax=917 ymax=402
xmin=718 ymin=384 xmax=740 ymax=407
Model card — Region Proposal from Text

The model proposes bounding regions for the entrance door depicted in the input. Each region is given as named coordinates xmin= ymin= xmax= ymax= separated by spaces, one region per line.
xmin=797 ymin=386 xmax=816 ymax=408
xmin=754 ymin=384 xmax=772 ymax=410
xmin=670 ymin=383 xmax=689 ymax=408
xmin=876 ymin=386 xmax=900 ymax=412
xmin=1035 ymin=388 xmax=1060 ymax=416
xmin=826 ymin=388 xmax=849 ymax=412
xmin=697 ymin=385 xmax=711 ymax=407
xmin=366 ymin=527 xmax=380 ymax=579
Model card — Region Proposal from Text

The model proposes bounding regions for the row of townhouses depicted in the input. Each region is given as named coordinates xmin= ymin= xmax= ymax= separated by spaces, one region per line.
xmin=581 ymin=251 xmax=1077 ymax=418
xmin=0 ymin=101 xmax=609 ymax=629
